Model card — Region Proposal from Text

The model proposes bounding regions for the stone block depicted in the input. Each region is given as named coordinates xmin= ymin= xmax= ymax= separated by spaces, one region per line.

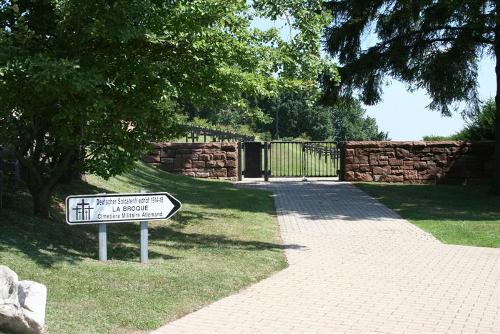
xmin=414 ymin=162 xmax=427 ymax=171
xmin=373 ymin=166 xmax=391 ymax=175
xmin=195 ymin=172 xmax=210 ymax=178
xmin=192 ymin=161 xmax=206 ymax=168
xmin=395 ymin=148 xmax=410 ymax=158
xmin=226 ymin=152 xmax=237 ymax=160
xmin=227 ymin=168 xmax=237 ymax=177
xmin=380 ymin=175 xmax=404 ymax=182
xmin=346 ymin=149 xmax=355 ymax=156
xmin=206 ymin=160 xmax=217 ymax=168
xmin=389 ymin=158 xmax=403 ymax=166
xmin=345 ymin=164 xmax=359 ymax=172
xmin=199 ymin=154 xmax=211 ymax=161
xmin=359 ymin=164 xmax=371 ymax=172
xmin=210 ymin=169 xmax=227 ymax=177
xmin=404 ymin=170 xmax=418 ymax=180
xmin=354 ymin=156 xmax=369 ymax=164
xmin=225 ymin=160 xmax=236 ymax=167
xmin=206 ymin=143 xmax=221 ymax=149
xmin=431 ymin=147 xmax=446 ymax=153
xmin=213 ymin=153 xmax=226 ymax=160
xmin=345 ymin=171 xmax=355 ymax=181
xmin=354 ymin=172 xmax=373 ymax=181
xmin=221 ymin=144 xmax=236 ymax=152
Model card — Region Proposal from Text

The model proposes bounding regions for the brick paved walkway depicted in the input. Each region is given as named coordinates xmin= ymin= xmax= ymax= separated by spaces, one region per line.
xmin=153 ymin=180 xmax=500 ymax=334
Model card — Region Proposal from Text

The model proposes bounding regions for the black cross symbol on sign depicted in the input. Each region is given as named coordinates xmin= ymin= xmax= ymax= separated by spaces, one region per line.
xmin=72 ymin=199 xmax=94 ymax=220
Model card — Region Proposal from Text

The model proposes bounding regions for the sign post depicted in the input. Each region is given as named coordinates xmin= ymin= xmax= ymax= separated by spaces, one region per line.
xmin=140 ymin=221 xmax=148 ymax=264
xmin=139 ymin=189 xmax=148 ymax=264
xmin=99 ymin=223 xmax=107 ymax=262
xmin=65 ymin=192 xmax=181 ymax=263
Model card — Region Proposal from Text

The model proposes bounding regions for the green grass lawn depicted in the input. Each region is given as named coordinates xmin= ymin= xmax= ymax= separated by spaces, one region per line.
xmin=0 ymin=162 xmax=286 ymax=333
xmin=356 ymin=183 xmax=500 ymax=248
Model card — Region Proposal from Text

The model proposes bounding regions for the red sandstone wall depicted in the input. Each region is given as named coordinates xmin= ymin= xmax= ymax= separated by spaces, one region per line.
xmin=143 ymin=142 xmax=238 ymax=180
xmin=343 ymin=141 xmax=494 ymax=183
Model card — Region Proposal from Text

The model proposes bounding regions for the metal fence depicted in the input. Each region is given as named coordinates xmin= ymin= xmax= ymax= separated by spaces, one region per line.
xmin=184 ymin=126 xmax=255 ymax=143
xmin=240 ymin=141 xmax=341 ymax=179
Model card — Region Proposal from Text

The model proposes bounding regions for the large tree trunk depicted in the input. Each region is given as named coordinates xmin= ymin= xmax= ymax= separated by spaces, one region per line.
xmin=17 ymin=149 xmax=75 ymax=218
xmin=32 ymin=187 xmax=52 ymax=219
xmin=494 ymin=15 xmax=500 ymax=195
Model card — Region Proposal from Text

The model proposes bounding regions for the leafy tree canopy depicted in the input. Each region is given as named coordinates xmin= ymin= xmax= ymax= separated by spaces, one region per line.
xmin=331 ymin=100 xmax=389 ymax=141
xmin=253 ymin=88 xmax=388 ymax=141
xmin=424 ymin=99 xmax=496 ymax=141
xmin=0 ymin=0 xmax=337 ymax=217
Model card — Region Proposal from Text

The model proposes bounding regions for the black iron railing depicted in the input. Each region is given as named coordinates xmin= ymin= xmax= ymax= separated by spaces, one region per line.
xmin=185 ymin=126 xmax=255 ymax=143
xmin=240 ymin=141 xmax=341 ymax=179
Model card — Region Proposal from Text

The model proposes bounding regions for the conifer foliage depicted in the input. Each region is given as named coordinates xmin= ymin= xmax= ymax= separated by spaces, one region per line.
xmin=323 ymin=1 xmax=500 ymax=193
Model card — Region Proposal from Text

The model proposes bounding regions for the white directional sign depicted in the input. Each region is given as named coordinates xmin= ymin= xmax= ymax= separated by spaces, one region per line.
xmin=65 ymin=192 xmax=181 ymax=225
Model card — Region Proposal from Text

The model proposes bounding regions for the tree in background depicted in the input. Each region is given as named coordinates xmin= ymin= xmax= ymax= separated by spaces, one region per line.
xmin=457 ymin=99 xmax=496 ymax=140
xmin=331 ymin=100 xmax=389 ymax=141
xmin=322 ymin=1 xmax=500 ymax=194
xmin=424 ymin=99 xmax=496 ymax=141
xmin=0 ymin=0 xmax=336 ymax=217
xmin=257 ymin=87 xmax=333 ymax=140
xmin=255 ymin=88 xmax=388 ymax=141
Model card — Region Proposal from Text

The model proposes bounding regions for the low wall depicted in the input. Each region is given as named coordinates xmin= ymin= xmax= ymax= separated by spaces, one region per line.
xmin=343 ymin=141 xmax=494 ymax=184
xmin=143 ymin=142 xmax=238 ymax=180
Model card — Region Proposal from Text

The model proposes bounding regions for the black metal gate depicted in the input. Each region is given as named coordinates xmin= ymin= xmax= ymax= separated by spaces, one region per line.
xmin=241 ymin=141 xmax=341 ymax=179
xmin=243 ymin=142 xmax=263 ymax=178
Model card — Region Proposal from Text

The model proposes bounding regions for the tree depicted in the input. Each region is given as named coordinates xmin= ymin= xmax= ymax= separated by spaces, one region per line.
xmin=456 ymin=99 xmax=496 ymax=140
xmin=257 ymin=87 xmax=333 ymax=140
xmin=424 ymin=98 xmax=496 ymax=140
xmin=322 ymin=1 xmax=500 ymax=193
xmin=253 ymin=88 xmax=388 ymax=141
xmin=0 ymin=0 xmax=333 ymax=218
xmin=331 ymin=100 xmax=389 ymax=141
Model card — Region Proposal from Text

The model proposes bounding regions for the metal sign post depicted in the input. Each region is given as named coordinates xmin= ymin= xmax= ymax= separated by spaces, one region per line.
xmin=98 ymin=223 xmax=107 ymax=262
xmin=65 ymin=192 xmax=181 ymax=263
xmin=140 ymin=221 xmax=148 ymax=264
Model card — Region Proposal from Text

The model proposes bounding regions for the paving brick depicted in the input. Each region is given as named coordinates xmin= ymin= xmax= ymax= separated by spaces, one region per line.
xmin=152 ymin=180 xmax=500 ymax=334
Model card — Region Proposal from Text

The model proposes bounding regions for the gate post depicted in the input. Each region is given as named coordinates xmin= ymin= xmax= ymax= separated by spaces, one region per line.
xmin=339 ymin=142 xmax=346 ymax=181
xmin=263 ymin=142 xmax=269 ymax=182
xmin=237 ymin=142 xmax=243 ymax=181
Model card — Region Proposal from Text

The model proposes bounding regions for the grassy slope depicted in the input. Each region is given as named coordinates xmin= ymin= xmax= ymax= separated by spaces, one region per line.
xmin=357 ymin=183 xmax=500 ymax=248
xmin=0 ymin=162 xmax=286 ymax=333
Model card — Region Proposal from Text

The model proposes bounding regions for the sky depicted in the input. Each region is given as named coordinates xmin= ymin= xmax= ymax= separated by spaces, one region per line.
xmin=363 ymin=57 xmax=496 ymax=140
xmin=252 ymin=16 xmax=497 ymax=141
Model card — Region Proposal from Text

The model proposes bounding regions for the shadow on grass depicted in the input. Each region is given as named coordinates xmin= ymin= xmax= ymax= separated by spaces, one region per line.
xmin=356 ymin=183 xmax=500 ymax=222
xmin=0 ymin=163 xmax=300 ymax=268
xmin=240 ymin=180 xmax=500 ymax=224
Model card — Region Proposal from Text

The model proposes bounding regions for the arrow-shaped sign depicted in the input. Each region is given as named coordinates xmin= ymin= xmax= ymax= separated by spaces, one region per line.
xmin=65 ymin=192 xmax=182 ymax=225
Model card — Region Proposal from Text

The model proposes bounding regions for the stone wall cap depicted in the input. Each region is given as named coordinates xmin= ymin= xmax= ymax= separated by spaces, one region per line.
xmin=345 ymin=140 xmax=494 ymax=148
